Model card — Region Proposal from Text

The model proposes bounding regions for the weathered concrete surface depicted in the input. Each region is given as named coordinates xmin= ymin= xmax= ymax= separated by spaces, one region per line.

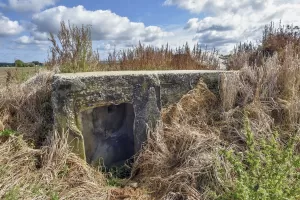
xmin=52 ymin=70 xmax=228 ymax=167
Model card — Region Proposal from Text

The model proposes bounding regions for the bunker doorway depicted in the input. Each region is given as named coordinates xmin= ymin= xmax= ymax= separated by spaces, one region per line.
xmin=80 ymin=103 xmax=135 ymax=168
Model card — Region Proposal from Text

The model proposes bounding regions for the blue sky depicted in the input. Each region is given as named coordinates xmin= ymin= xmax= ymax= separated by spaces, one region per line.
xmin=0 ymin=0 xmax=299 ymax=63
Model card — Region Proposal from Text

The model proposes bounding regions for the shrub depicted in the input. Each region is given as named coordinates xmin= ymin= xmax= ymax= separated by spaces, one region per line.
xmin=214 ymin=117 xmax=300 ymax=200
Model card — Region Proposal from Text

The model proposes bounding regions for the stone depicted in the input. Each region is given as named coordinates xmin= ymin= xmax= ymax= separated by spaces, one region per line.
xmin=51 ymin=70 xmax=229 ymax=167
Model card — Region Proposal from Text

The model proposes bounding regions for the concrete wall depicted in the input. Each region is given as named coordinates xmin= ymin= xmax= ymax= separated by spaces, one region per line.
xmin=51 ymin=70 xmax=229 ymax=167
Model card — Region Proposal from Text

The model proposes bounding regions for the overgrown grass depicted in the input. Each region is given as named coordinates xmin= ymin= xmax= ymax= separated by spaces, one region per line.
xmin=225 ymin=21 xmax=300 ymax=70
xmin=46 ymin=21 xmax=220 ymax=72
xmin=2 ymin=20 xmax=300 ymax=200
xmin=107 ymin=42 xmax=220 ymax=70
xmin=132 ymin=42 xmax=300 ymax=199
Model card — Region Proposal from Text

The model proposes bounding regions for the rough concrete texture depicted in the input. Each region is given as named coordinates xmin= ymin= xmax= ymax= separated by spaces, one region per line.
xmin=52 ymin=70 xmax=229 ymax=167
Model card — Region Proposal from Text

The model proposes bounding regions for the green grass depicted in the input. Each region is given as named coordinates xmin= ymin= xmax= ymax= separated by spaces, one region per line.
xmin=0 ymin=129 xmax=16 ymax=137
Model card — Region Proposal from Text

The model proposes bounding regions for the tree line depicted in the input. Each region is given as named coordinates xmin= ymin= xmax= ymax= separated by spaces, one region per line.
xmin=0 ymin=60 xmax=43 ymax=67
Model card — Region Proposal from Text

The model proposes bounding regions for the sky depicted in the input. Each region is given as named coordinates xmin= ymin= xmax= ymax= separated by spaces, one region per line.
xmin=0 ymin=0 xmax=299 ymax=63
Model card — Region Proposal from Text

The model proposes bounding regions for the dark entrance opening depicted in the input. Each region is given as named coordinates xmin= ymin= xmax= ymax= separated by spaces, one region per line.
xmin=80 ymin=103 xmax=135 ymax=168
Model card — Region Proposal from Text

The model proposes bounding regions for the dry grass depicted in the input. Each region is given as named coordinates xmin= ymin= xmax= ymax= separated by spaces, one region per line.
xmin=226 ymin=21 xmax=300 ymax=70
xmin=0 ymin=131 xmax=108 ymax=200
xmin=46 ymin=21 xmax=101 ymax=73
xmin=3 ymin=20 xmax=300 ymax=200
xmin=0 ymin=70 xmax=53 ymax=147
xmin=107 ymin=42 xmax=220 ymax=71
xmin=131 ymin=43 xmax=300 ymax=199
xmin=132 ymin=80 xmax=221 ymax=199
xmin=0 ymin=67 xmax=40 ymax=86
xmin=0 ymin=71 xmax=152 ymax=200
xmin=46 ymin=21 xmax=221 ymax=72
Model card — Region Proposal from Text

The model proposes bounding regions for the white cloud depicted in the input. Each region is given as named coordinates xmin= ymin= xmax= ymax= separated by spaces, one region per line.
xmin=0 ymin=13 xmax=23 ymax=36
xmin=163 ymin=0 xmax=272 ymax=14
xmin=1 ymin=0 xmax=58 ymax=12
xmin=31 ymin=5 xmax=173 ymax=42
xmin=15 ymin=35 xmax=46 ymax=44
xmin=168 ymin=0 xmax=300 ymax=53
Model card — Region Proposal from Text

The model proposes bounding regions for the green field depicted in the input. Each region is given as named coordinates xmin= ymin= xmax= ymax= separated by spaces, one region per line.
xmin=0 ymin=67 xmax=41 ymax=86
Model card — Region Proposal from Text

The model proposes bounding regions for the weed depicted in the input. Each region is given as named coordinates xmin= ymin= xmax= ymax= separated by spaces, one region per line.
xmin=50 ymin=192 xmax=59 ymax=200
xmin=214 ymin=117 xmax=300 ymax=199
xmin=47 ymin=21 xmax=101 ymax=73
xmin=0 ymin=129 xmax=16 ymax=137
xmin=103 ymin=161 xmax=133 ymax=187
xmin=4 ymin=186 xmax=20 ymax=200
xmin=57 ymin=164 xmax=70 ymax=178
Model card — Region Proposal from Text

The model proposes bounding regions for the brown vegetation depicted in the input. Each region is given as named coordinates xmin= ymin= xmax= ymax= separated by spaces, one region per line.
xmin=46 ymin=21 xmax=220 ymax=72
xmin=1 ymin=20 xmax=300 ymax=199
xmin=132 ymin=43 xmax=300 ymax=199
xmin=226 ymin=21 xmax=300 ymax=70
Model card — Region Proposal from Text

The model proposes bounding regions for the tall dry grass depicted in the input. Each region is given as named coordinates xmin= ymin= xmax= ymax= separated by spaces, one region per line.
xmin=226 ymin=21 xmax=300 ymax=70
xmin=3 ymin=20 xmax=300 ymax=200
xmin=132 ymin=43 xmax=300 ymax=199
xmin=0 ymin=70 xmax=53 ymax=147
xmin=0 ymin=70 xmax=152 ymax=200
xmin=0 ymin=131 xmax=108 ymax=199
xmin=46 ymin=21 xmax=220 ymax=72
xmin=46 ymin=21 xmax=101 ymax=73
xmin=107 ymin=42 xmax=220 ymax=70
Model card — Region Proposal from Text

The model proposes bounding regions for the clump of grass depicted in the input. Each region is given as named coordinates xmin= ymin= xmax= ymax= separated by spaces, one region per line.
xmin=0 ymin=129 xmax=16 ymax=137
xmin=0 ymin=131 xmax=108 ymax=199
xmin=5 ymin=67 xmax=40 ymax=87
xmin=0 ymin=70 xmax=54 ymax=147
xmin=46 ymin=21 xmax=101 ymax=73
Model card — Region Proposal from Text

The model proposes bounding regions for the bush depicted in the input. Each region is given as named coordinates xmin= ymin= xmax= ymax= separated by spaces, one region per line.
xmin=214 ymin=118 xmax=300 ymax=199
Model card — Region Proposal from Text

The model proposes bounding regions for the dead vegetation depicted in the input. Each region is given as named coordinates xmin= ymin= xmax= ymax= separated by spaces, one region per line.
xmin=46 ymin=21 xmax=220 ymax=72
xmin=225 ymin=21 xmax=300 ymax=70
xmin=1 ymin=20 xmax=300 ymax=199
xmin=0 ymin=131 xmax=108 ymax=200
xmin=107 ymin=42 xmax=220 ymax=70
xmin=0 ymin=70 xmax=151 ymax=199
xmin=132 ymin=43 xmax=300 ymax=199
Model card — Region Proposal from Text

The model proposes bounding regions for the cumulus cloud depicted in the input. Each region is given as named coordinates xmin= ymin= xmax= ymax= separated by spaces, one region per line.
xmin=1 ymin=0 xmax=58 ymax=12
xmin=167 ymin=0 xmax=300 ymax=53
xmin=0 ymin=13 xmax=23 ymax=36
xmin=163 ymin=0 xmax=272 ymax=14
xmin=15 ymin=35 xmax=49 ymax=45
xmin=31 ymin=5 xmax=173 ymax=42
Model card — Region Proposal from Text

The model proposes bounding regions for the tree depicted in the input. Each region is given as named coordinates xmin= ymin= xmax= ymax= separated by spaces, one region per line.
xmin=32 ymin=61 xmax=40 ymax=66
xmin=15 ymin=59 xmax=24 ymax=67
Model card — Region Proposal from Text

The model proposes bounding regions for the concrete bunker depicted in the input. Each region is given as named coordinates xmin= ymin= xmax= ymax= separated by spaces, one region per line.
xmin=80 ymin=103 xmax=135 ymax=168
xmin=52 ymin=70 xmax=229 ymax=169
